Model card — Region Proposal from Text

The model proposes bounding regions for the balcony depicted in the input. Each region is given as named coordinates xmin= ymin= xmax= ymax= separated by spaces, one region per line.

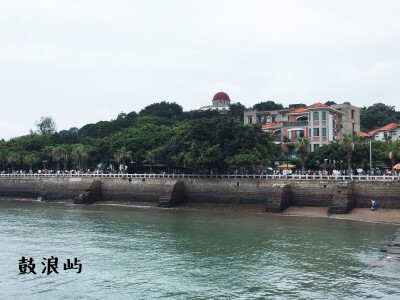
xmin=282 ymin=121 xmax=308 ymax=127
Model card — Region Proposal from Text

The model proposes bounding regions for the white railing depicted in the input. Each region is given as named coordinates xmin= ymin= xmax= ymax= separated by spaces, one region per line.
xmin=0 ymin=173 xmax=399 ymax=181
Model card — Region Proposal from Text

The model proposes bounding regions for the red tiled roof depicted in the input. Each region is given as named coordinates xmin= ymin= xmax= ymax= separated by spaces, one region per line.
xmin=289 ymin=102 xmax=332 ymax=114
xmin=368 ymin=123 xmax=397 ymax=136
xmin=262 ymin=122 xmax=282 ymax=129
xmin=359 ymin=132 xmax=368 ymax=137
xmin=308 ymin=102 xmax=330 ymax=108
xmin=289 ymin=107 xmax=307 ymax=114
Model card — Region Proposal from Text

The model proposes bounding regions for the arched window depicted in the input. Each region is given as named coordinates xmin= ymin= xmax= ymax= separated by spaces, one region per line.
xmin=297 ymin=115 xmax=308 ymax=121
xmin=322 ymin=112 xmax=326 ymax=121
xmin=313 ymin=112 xmax=319 ymax=121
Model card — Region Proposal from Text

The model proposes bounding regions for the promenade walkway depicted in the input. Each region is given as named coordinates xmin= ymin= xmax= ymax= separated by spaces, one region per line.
xmin=1 ymin=173 xmax=400 ymax=181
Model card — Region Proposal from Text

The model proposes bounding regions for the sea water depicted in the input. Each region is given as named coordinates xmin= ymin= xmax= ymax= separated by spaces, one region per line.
xmin=0 ymin=199 xmax=399 ymax=299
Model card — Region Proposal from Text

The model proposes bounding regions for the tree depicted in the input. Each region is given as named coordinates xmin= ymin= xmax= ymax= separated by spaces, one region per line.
xmin=295 ymin=137 xmax=310 ymax=174
xmin=34 ymin=116 xmax=56 ymax=135
xmin=339 ymin=134 xmax=362 ymax=173
xmin=139 ymin=101 xmax=183 ymax=119
xmin=306 ymin=143 xmax=346 ymax=170
xmin=253 ymin=101 xmax=284 ymax=111
xmin=0 ymin=142 xmax=7 ymax=171
xmin=227 ymin=102 xmax=246 ymax=122
xmin=71 ymin=144 xmax=88 ymax=170
xmin=325 ymin=101 xmax=336 ymax=106
xmin=6 ymin=152 xmax=20 ymax=172
xmin=23 ymin=153 xmax=39 ymax=172
xmin=360 ymin=103 xmax=400 ymax=132
xmin=385 ymin=141 xmax=400 ymax=173
xmin=114 ymin=146 xmax=133 ymax=173
xmin=51 ymin=145 xmax=68 ymax=171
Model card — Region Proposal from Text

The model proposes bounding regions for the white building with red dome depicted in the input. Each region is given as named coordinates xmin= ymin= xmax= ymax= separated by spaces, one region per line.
xmin=199 ymin=92 xmax=231 ymax=114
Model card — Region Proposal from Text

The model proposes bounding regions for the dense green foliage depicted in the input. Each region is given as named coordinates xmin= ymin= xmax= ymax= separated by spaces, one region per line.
xmin=1 ymin=102 xmax=282 ymax=173
xmin=227 ymin=102 xmax=246 ymax=122
xmin=360 ymin=103 xmax=400 ymax=132
xmin=252 ymin=101 xmax=284 ymax=111
xmin=3 ymin=100 xmax=400 ymax=174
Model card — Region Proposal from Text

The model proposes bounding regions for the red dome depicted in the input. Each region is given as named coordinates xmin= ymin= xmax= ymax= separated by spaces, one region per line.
xmin=213 ymin=92 xmax=230 ymax=101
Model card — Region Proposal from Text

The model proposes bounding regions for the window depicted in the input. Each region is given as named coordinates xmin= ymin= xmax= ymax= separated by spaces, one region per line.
xmin=351 ymin=110 xmax=355 ymax=119
xmin=322 ymin=128 xmax=326 ymax=137
xmin=272 ymin=115 xmax=276 ymax=122
xmin=313 ymin=112 xmax=319 ymax=121
xmin=295 ymin=130 xmax=304 ymax=138
xmin=309 ymin=128 xmax=311 ymax=137
xmin=322 ymin=112 xmax=326 ymax=121
xmin=248 ymin=116 xmax=253 ymax=124
xmin=314 ymin=144 xmax=320 ymax=151
xmin=257 ymin=116 xmax=261 ymax=123
xmin=313 ymin=128 xmax=320 ymax=136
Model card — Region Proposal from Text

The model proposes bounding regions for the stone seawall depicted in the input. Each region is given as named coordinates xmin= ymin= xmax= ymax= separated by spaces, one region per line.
xmin=0 ymin=177 xmax=399 ymax=213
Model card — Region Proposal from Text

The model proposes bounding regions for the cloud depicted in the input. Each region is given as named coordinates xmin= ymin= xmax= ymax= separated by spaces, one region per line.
xmin=1 ymin=0 xmax=400 ymax=139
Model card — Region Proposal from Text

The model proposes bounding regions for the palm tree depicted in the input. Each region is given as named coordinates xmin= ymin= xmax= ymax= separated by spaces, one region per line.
xmin=23 ymin=154 xmax=39 ymax=172
xmin=0 ymin=148 xmax=6 ymax=172
xmin=114 ymin=146 xmax=133 ymax=173
xmin=71 ymin=144 xmax=88 ymax=170
xmin=51 ymin=146 xmax=68 ymax=171
xmin=339 ymin=133 xmax=362 ymax=174
xmin=386 ymin=141 xmax=400 ymax=173
xmin=295 ymin=137 xmax=310 ymax=174
xmin=6 ymin=152 xmax=21 ymax=173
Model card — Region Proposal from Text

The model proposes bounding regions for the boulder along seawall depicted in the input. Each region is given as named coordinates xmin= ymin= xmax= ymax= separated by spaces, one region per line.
xmin=1 ymin=177 xmax=400 ymax=214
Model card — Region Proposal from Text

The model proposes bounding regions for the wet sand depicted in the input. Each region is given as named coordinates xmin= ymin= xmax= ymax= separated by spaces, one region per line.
xmin=98 ymin=201 xmax=400 ymax=225
xmin=282 ymin=206 xmax=400 ymax=225
xmin=3 ymin=197 xmax=399 ymax=225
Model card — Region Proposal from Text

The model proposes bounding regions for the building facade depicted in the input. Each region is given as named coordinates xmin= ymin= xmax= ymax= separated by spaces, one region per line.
xmin=247 ymin=102 xmax=361 ymax=152
xmin=364 ymin=122 xmax=400 ymax=142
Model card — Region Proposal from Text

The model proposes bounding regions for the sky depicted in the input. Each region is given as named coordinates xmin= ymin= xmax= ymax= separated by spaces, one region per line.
xmin=1 ymin=0 xmax=400 ymax=140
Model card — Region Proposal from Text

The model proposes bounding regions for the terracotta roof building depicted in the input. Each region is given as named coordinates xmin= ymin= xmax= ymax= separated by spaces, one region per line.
xmin=245 ymin=102 xmax=360 ymax=152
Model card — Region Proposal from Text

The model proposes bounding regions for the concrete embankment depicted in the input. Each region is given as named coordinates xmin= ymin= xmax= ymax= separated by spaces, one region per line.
xmin=0 ymin=177 xmax=400 ymax=213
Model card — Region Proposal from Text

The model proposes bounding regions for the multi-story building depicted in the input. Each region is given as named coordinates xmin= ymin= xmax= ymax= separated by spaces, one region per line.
xmin=246 ymin=102 xmax=360 ymax=152
xmin=243 ymin=104 xmax=305 ymax=125
xmin=332 ymin=104 xmax=361 ymax=137
xmin=365 ymin=122 xmax=400 ymax=142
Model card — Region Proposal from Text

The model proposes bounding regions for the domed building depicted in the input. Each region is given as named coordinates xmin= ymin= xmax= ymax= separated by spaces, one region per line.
xmin=199 ymin=91 xmax=231 ymax=114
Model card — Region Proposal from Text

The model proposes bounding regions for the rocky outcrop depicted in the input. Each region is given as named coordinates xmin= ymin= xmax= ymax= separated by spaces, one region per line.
xmin=372 ymin=228 xmax=400 ymax=271
xmin=73 ymin=180 xmax=102 ymax=204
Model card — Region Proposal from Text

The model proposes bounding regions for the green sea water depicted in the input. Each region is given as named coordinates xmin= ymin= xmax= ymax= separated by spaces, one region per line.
xmin=0 ymin=199 xmax=399 ymax=299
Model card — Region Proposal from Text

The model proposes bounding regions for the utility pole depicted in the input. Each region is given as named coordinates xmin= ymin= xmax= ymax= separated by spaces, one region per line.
xmin=369 ymin=139 xmax=372 ymax=174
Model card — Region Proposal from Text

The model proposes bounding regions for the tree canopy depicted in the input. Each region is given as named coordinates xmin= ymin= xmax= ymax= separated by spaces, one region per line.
xmin=34 ymin=116 xmax=57 ymax=135
xmin=252 ymin=101 xmax=284 ymax=111
xmin=360 ymin=103 xmax=400 ymax=132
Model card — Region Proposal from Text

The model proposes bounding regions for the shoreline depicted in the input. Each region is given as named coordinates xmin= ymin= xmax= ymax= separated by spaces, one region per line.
xmin=97 ymin=201 xmax=400 ymax=225
xmin=2 ymin=197 xmax=400 ymax=225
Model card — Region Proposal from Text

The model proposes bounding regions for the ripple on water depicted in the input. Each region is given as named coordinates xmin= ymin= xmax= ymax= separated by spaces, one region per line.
xmin=0 ymin=200 xmax=399 ymax=299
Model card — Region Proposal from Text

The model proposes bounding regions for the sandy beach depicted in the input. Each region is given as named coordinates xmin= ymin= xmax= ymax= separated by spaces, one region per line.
xmin=99 ymin=201 xmax=400 ymax=225
xmin=281 ymin=206 xmax=400 ymax=225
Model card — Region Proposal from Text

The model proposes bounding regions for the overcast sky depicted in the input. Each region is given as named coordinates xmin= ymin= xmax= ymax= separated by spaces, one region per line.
xmin=1 ymin=0 xmax=400 ymax=140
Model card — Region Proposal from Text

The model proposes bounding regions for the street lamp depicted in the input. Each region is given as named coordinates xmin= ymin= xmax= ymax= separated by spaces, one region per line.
xmin=369 ymin=138 xmax=372 ymax=174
